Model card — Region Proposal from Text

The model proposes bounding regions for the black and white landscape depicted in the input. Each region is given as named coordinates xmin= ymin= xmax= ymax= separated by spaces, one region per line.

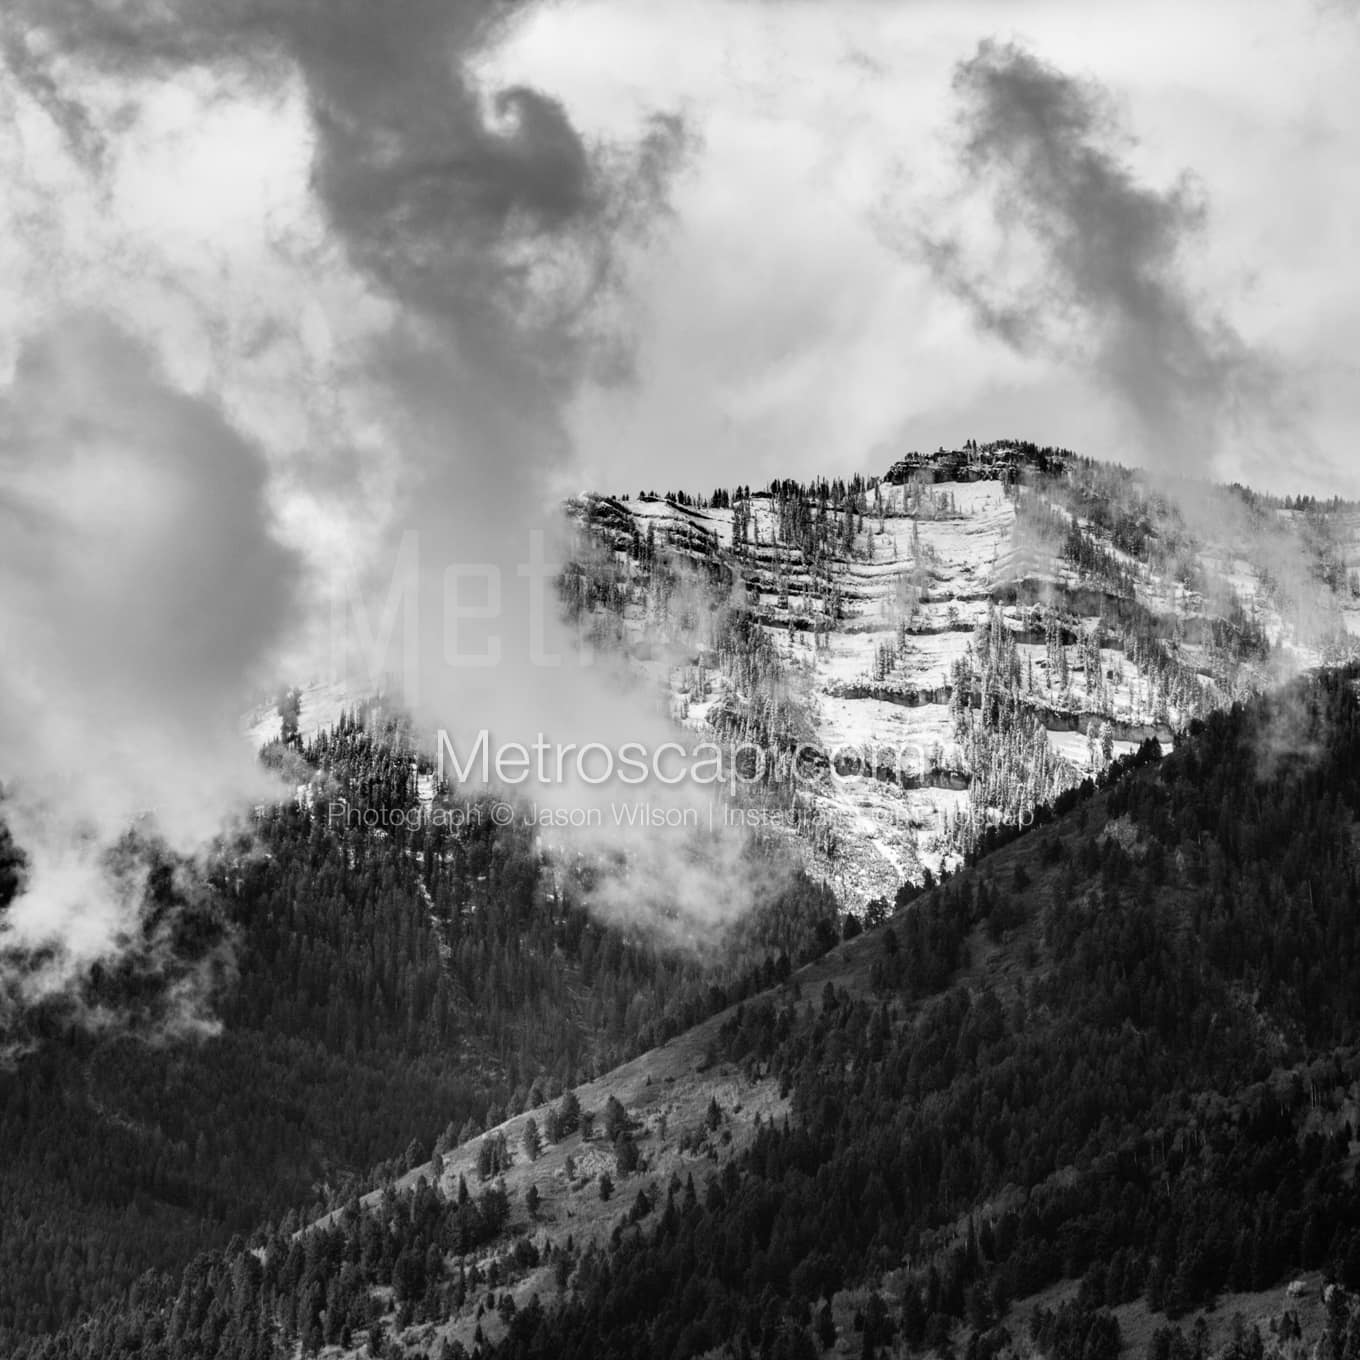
xmin=3 ymin=4 xmax=1360 ymax=1359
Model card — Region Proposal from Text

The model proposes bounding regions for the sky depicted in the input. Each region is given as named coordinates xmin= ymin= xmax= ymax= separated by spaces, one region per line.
xmin=1 ymin=0 xmax=1358 ymax=1017
xmin=492 ymin=0 xmax=1360 ymax=501
xmin=1 ymin=0 xmax=1357 ymax=524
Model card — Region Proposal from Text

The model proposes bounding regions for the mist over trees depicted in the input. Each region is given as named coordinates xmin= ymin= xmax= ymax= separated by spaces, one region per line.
xmin=14 ymin=669 xmax=1360 ymax=1358
xmin=5 ymin=447 xmax=1360 ymax=1358
xmin=0 ymin=710 xmax=842 ymax=1348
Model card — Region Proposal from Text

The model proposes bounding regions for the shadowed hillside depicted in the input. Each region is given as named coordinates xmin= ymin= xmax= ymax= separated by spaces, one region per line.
xmin=17 ymin=667 xmax=1360 ymax=1360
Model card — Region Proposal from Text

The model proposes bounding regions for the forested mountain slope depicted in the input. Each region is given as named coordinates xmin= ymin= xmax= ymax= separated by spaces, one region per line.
xmin=0 ymin=712 xmax=839 ymax=1349
xmin=21 ymin=667 xmax=1360 ymax=1360
xmin=564 ymin=444 xmax=1360 ymax=903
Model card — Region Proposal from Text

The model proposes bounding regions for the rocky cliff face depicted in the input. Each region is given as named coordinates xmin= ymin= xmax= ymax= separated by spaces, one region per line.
xmin=565 ymin=443 xmax=1360 ymax=904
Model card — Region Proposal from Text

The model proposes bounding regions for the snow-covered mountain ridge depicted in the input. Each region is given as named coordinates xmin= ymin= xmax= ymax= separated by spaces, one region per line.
xmin=564 ymin=442 xmax=1360 ymax=904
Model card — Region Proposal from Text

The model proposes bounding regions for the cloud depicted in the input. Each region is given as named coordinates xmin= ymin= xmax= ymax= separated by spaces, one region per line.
xmin=3 ymin=0 xmax=688 ymax=404
xmin=917 ymin=38 xmax=1296 ymax=474
xmin=0 ymin=0 xmax=690 ymax=616
xmin=911 ymin=39 xmax=1355 ymax=656
xmin=0 ymin=0 xmax=735 ymax=987
xmin=0 ymin=315 xmax=299 ymax=1036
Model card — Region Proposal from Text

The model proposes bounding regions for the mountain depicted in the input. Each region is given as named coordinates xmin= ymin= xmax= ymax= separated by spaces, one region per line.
xmin=17 ymin=666 xmax=1360 ymax=1360
xmin=0 ymin=710 xmax=839 ymax=1350
xmin=565 ymin=444 xmax=1360 ymax=903
xmin=7 ymin=447 xmax=1360 ymax=1360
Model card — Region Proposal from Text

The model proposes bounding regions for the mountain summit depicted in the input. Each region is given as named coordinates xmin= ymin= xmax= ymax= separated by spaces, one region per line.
xmin=566 ymin=444 xmax=1360 ymax=902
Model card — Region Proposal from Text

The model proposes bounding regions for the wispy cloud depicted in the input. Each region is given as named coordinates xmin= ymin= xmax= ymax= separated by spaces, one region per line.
xmin=917 ymin=38 xmax=1298 ymax=475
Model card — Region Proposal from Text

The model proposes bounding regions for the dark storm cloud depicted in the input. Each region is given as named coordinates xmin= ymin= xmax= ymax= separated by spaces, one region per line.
xmin=922 ymin=38 xmax=1290 ymax=470
xmin=3 ymin=0 xmax=687 ymax=398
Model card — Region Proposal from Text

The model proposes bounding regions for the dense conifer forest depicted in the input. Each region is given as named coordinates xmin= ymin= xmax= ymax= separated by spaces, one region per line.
xmin=10 ymin=669 xmax=1360 ymax=1359
xmin=5 ymin=455 xmax=1360 ymax=1357
xmin=0 ymin=713 xmax=839 ymax=1349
